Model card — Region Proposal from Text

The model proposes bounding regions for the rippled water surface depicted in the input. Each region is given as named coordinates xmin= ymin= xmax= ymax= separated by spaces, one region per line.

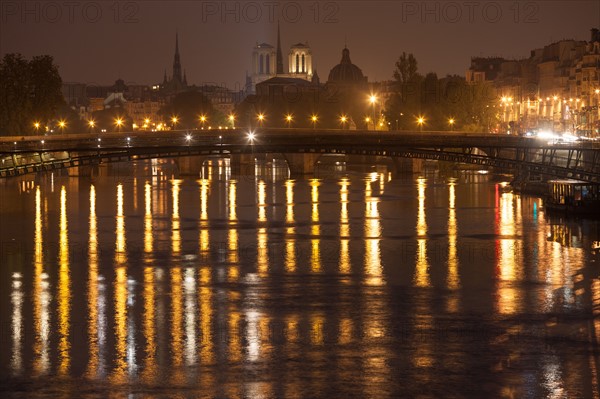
xmin=1 ymin=161 xmax=599 ymax=398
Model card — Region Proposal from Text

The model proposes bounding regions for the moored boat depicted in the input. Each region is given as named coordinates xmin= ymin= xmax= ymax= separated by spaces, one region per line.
xmin=545 ymin=179 xmax=600 ymax=216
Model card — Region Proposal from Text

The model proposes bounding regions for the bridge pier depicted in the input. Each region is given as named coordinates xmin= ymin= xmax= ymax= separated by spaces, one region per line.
xmin=392 ymin=157 xmax=424 ymax=174
xmin=71 ymin=164 xmax=92 ymax=177
xmin=230 ymin=153 xmax=256 ymax=177
xmin=178 ymin=155 xmax=207 ymax=176
xmin=285 ymin=153 xmax=319 ymax=177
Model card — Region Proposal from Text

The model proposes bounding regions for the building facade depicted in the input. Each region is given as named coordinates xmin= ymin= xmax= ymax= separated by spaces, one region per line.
xmin=247 ymin=24 xmax=314 ymax=94
xmin=466 ymin=28 xmax=600 ymax=135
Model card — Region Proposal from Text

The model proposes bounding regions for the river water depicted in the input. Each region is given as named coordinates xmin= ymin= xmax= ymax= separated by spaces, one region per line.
xmin=1 ymin=159 xmax=599 ymax=398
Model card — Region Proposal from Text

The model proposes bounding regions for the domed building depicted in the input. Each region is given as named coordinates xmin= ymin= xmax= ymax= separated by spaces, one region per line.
xmin=325 ymin=46 xmax=370 ymax=129
xmin=327 ymin=47 xmax=368 ymax=85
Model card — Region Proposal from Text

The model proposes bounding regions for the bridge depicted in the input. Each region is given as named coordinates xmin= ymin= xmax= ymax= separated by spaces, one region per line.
xmin=1 ymin=128 xmax=600 ymax=182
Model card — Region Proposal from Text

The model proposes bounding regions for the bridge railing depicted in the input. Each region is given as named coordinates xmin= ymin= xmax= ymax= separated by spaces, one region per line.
xmin=1 ymin=129 xmax=600 ymax=181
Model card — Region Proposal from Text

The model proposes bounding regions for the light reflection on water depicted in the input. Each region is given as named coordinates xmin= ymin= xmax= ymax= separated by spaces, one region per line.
xmin=0 ymin=162 xmax=599 ymax=398
xmin=33 ymin=186 xmax=50 ymax=376
xmin=58 ymin=185 xmax=70 ymax=376
xmin=414 ymin=177 xmax=429 ymax=288
xmin=86 ymin=185 xmax=99 ymax=378
xmin=310 ymin=179 xmax=320 ymax=274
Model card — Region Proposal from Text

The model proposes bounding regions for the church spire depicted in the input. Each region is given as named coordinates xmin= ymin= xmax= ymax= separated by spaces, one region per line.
xmin=276 ymin=21 xmax=284 ymax=74
xmin=173 ymin=31 xmax=183 ymax=83
xmin=163 ymin=69 xmax=168 ymax=85
xmin=311 ymin=69 xmax=320 ymax=85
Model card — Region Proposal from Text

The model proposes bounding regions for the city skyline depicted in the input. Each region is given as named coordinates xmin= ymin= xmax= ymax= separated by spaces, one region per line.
xmin=2 ymin=2 xmax=600 ymax=397
xmin=2 ymin=0 xmax=598 ymax=87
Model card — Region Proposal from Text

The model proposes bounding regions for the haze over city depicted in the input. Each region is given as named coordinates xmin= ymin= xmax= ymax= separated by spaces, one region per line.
xmin=2 ymin=0 xmax=598 ymax=86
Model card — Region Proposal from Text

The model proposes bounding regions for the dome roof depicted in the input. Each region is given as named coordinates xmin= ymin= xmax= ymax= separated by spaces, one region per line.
xmin=328 ymin=47 xmax=366 ymax=83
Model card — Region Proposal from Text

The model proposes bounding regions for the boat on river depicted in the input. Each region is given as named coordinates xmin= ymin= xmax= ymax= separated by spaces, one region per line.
xmin=545 ymin=179 xmax=600 ymax=216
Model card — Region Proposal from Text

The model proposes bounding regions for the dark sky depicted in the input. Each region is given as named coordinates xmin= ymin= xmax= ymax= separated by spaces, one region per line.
xmin=1 ymin=0 xmax=599 ymax=89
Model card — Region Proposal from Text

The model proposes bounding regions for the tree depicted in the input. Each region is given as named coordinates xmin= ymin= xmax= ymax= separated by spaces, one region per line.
xmin=159 ymin=90 xmax=219 ymax=129
xmin=30 ymin=55 xmax=64 ymax=125
xmin=0 ymin=53 xmax=64 ymax=135
xmin=393 ymin=52 xmax=418 ymax=87
xmin=91 ymin=106 xmax=133 ymax=133
xmin=386 ymin=53 xmax=497 ymax=132
xmin=234 ymin=84 xmax=368 ymax=130
xmin=0 ymin=54 xmax=32 ymax=135
xmin=386 ymin=52 xmax=424 ymax=130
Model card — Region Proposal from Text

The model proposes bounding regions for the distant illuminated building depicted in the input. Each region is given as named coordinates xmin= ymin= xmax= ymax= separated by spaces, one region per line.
xmin=326 ymin=46 xmax=370 ymax=128
xmin=327 ymin=46 xmax=368 ymax=86
xmin=246 ymin=23 xmax=314 ymax=94
xmin=161 ymin=32 xmax=189 ymax=94
xmin=288 ymin=42 xmax=313 ymax=79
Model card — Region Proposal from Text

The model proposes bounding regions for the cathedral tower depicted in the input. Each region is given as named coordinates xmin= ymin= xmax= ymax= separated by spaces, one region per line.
xmin=173 ymin=32 xmax=183 ymax=84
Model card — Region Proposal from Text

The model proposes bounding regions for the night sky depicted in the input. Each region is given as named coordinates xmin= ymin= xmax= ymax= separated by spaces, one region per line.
xmin=1 ymin=1 xmax=598 ymax=89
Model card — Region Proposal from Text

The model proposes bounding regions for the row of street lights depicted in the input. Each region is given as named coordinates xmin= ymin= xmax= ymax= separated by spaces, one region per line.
xmin=34 ymin=112 xmax=458 ymax=134
xmin=414 ymin=116 xmax=454 ymax=131
xmin=170 ymin=114 xmax=237 ymax=130
xmin=30 ymin=93 xmax=466 ymax=135
xmin=255 ymin=113 xmax=355 ymax=129
xmin=252 ymin=112 xmax=457 ymax=131
xmin=33 ymin=120 xmax=68 ymax=134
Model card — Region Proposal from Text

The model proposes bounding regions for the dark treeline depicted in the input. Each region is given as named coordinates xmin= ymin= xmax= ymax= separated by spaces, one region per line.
xmin=385 ymin=52 xmax=497 ymax=132
xmin=0 ymin=51 xmax=498 ymax=135
xmin=0 ymin=53 xmax=65 ymax=135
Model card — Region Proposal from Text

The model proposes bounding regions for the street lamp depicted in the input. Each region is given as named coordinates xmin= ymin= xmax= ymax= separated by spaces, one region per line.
xmin=417 ymin=116 xmax=426 ymax=132
xmin=171 ymin=116 xmax=179 ymax=130
xmin=365 ymin=117 xmax=371 ymax=130
xmin=285 ymin=114 xmax=293 ymax=128
xmin=448 ymin=118 xmax=455 ymax=131
xmin=88 ymin=120 xmax=97 ymax=143
xmin=247 ymin=131 xmax=256 ymax=153
xmin=33 ymin=122 xmax=41 ymax=134
xmin=339 ymin=115 xmax=348 ymax=129
xmin=257 ymin=113 xmax=265 ymax=127
xmin=311 ymin=114 xmax=318 ymax=129
xmin=58 ymin=120 xmax=67 ymax=133
xmin=199 ymin=115 xmax=207 ymax=129
xmin=228 ymin=114 xmax=236 ymax=128
xmin=115 ymin=118 xmax=124 ymax=133
xmin=369 ymin=94 xmax=378 ymax=130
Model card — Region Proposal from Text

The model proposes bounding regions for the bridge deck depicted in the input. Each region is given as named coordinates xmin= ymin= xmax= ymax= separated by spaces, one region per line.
xmin=1 ymin=129 xmax=599 ymax=182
